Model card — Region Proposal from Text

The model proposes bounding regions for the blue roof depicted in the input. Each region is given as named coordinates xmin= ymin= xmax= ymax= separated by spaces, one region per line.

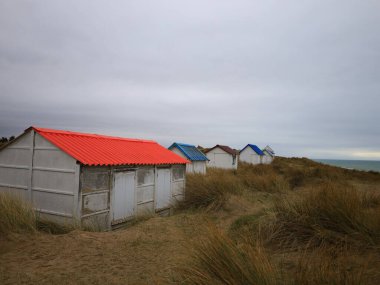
xmin=169 ymin=143 xmax=209 ymax=161
xmin=240 ymin=144 xmax=264 ymax=155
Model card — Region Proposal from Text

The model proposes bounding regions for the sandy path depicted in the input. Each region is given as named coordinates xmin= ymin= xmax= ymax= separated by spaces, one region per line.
xmin=0 ymin=215 xmax=201 ymax=285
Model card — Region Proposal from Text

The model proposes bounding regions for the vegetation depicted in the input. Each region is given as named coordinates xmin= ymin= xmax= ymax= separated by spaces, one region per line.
xmin=177 ymin=169 xmax=238 ymax=211
xmin=181 ymin=226 xmax=277 ymax=285
xmin=267 ymin=182 xmax=380 ymax=248
xmin=0 ymin=136 xmax=15 ymax=147
xmin=1 ymin=157 xmax=380 ymax=284
xmin=0 ymin=193 xmax=36 ymax=235
xmin=0 ymin=193 xmax=92 ymax=236
xmin=179 ymin=158 xmax=380 ymax=285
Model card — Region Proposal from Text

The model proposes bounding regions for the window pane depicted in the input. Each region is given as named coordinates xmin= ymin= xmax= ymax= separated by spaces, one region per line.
xmin=137 ymin=169 xmax=154 ymax=186
xmin=173 ymin=166 xmax=184 ymax=181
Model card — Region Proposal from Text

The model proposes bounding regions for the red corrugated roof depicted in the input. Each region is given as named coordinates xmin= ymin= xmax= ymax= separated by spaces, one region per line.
xmin=31 ymin=127 xmax=189 ymax=166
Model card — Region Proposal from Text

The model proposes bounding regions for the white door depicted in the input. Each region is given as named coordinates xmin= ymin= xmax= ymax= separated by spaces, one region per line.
xmin=155 ymin=168 xmax=171 ymax=210
xmin=112 ymin=171 xmax=135 ymax=222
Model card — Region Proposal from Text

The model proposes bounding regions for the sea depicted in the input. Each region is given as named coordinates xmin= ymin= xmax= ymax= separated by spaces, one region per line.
xmin=313 ymin=159 xmax=380 ymax=173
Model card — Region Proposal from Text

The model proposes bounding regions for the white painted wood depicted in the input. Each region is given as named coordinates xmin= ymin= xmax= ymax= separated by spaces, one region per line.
xmin=240 ymin=146 xmax=262 ymax=165
xmin=206 ymin=147 xmax=238 ymax=169
xmin=262 ymin=152 xmax=273 ymax=164
xmin=155 ymin=168 xmax=171 ymax=210
xmin=192 ymin=161 xmax=207 ymax=174
xmin=169 ymin=146 xmax=207 ymax=174
xmin=0 ymin=131 xmax=33 ymax=199
xmin=73 ymin=164 xmax=81 ymax=219
xmin=112 ymin=171 xmax=136 ymax=221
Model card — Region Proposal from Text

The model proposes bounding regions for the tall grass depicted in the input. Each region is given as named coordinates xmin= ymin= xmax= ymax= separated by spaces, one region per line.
xmin=238 ymin=163 xmax=290 ymax=193
xmin=0 ymin=193 xmax=36 ymax=235
xmin=290 ymin=247 xmax=370 ymax=285
xmin=0 ymin=192 xmax=102 ymax=235
xmin=266 ymin=182 xmax=380 ymax=248
xmin=181 ymin=226 xmax=278 ymax=285
xmin=178 ymin=170 xmax=239 ymax=211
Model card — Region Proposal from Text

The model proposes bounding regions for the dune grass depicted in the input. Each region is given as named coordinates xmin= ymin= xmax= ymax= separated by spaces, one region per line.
xmin=181 ymin=158 xmax=380 ymax=284
xmin=0 ymin=193 xmax=36 ymax=235
xmin=266 ymin=182 xmax=380 ymax=248
xmin=177 ymin=169 xmax=239 ymax=211
xmin=0 ymin=192 xmax=97 ymax=235
xmin=180 ymin=226 xmax=278 ymax=285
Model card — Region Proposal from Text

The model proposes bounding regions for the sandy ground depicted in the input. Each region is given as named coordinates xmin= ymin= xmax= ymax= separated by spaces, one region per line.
xmin=0 ymin=192 xmax=266 ymax=285
xmin=0 ymin=215 xmax=198 ymax=285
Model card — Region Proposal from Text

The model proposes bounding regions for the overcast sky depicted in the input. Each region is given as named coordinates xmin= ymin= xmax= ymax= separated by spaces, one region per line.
xmin=1 ymin=1 xmax=379 ymax=159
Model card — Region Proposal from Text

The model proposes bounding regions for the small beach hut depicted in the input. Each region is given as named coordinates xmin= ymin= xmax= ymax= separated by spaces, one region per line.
xmin=204 ymin=145 xmax=238 ymax=170
xmin=168 ymin=143 xmax=209 ymax=174
xmin=0 ymin=127 xmax=188 ymax=230
xmin=262 ymin=145 xmax=275 ymax=164
xmin=239 ymin=144 xmax=264 ymax=165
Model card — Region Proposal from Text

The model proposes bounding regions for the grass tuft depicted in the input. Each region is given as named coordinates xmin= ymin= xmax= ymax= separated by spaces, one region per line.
xmin=0 ymin=193 xmax=36 ymax=235
xmin=266 ymin=182 xmax=380 ymax=248
xmin=181 ymin=226 xmax=278 ymax=285
xmin=178 ymin=170 xmax=239 ymax=211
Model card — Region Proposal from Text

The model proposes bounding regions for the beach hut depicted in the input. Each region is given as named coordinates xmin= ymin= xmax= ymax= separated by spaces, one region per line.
xmin=168 ymin=143 xmax=209 ymax=174
xmin=262 ymin=145 xmax=275 ymax=164
xmin=239 ymin=144 xmax=264 ymax=165
xmin=204 ymin=145 xmax=238 ymax=170
xmin=0 ymin=127 xmax=188 ymax=230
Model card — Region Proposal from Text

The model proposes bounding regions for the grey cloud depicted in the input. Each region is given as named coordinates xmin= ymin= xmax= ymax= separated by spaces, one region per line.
xmin=1 ymin=0 xmax=380 ymax=159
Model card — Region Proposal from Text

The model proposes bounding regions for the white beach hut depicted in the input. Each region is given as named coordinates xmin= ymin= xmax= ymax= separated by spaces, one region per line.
xmin=168 ymin=143 xmax=209 ymax=174
xmin=204 ymin=145 xmax=238 ymax=170
xmin=0 ymin=127 xmax=188 ymax=230
xmin=239 ymin=144 xmax=264 ymax=165
xmin=262 ymin=145 xmax=275 ymax=164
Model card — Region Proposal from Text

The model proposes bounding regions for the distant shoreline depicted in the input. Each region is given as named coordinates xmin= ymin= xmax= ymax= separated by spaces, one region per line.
xmin=312 ymin=159 xmax=380 ymax=173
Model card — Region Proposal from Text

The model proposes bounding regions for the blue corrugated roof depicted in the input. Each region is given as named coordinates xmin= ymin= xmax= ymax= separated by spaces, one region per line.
xmin=240 ymin=144 xmax=264 ymax=155
xmin=169 ymin=142 xmax=209 ymax=161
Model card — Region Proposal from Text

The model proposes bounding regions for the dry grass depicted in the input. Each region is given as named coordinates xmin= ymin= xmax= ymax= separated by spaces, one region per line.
xmin=180 ymin=226 xmax=278 ymax=285
xmin=265 ymin=182 xmax=380 ymax=248
xmin=288 ymin=247 xmax=371 ymax=285
xmin=1 ymin=157 xmax=380 ymax=284
xmin=177 ymin=169 xmax=239 ymax=211
xmin=0 ymin=193 xmax=36 ymax=235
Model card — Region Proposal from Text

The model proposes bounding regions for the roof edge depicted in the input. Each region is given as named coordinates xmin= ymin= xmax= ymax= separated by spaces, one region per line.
xmin=32 ymin=126 xmax=156 ymax=144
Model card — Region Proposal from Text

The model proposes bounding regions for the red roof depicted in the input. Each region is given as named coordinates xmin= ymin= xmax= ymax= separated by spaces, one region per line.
xmin=31 ymin=127 xmax=188 ymax=166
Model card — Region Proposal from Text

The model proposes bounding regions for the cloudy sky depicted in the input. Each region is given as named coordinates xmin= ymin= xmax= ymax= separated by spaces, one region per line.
xmin=1 ymin=1 xmax=379 ymax=159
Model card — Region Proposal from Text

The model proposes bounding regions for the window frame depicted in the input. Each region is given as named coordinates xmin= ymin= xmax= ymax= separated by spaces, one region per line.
xmin=136 ymin=168 xmax=155 ymax=187
xmin=172 ymin=165 xmax=185 ymax=182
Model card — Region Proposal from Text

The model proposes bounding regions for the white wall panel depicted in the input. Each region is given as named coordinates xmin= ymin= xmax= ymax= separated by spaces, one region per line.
xmin=83 ymin=192 xmax=108 ymax=213
xmin=32 ymin=191 xmax=74 ymax=216
xmin=0 ymin=148 xmax=30 ymax=166
xmin=0 ymin=168 xmax=29 ymax=187
xmin=136 ymin=185 xmax=154 ymax=204
xmin=33 ymin=170 xmax=76 ymax=193
xmin=33 ymin=149 xmax=76 ymax=170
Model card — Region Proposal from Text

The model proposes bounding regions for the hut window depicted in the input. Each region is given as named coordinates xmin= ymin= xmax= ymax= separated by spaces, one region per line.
xmin=232 ymin=156 xmax=236 ymax=165
xmin=137 ymin=169 xmax=154 ymax=186
xmin=172 ymin=166 xmax=185 ymax=181
xmin=82 ymin=169 xmax=109 ymax=192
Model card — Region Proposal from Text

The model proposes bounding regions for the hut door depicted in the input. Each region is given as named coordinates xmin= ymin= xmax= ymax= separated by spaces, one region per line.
xmin=112 ymin=171 xmax=135 ymax=222
xmin=155 ymin=168 xmax=171 ymax=210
